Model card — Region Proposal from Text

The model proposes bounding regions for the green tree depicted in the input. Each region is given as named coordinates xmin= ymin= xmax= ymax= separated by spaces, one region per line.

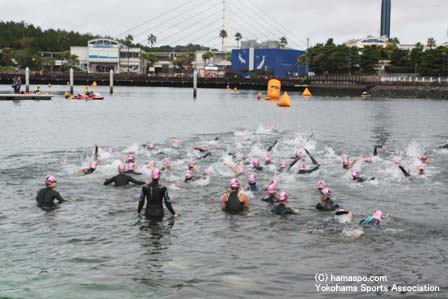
xmin=219 ymin=30 xmax=227 ymax=52
xmin=235 ymin=32 xmax=242 ymax=49
xmin=0 ymin=47 xmax=14 ymax=66
xmin=427 ymin=38 xmax=436 ymax=49
xmin=359 ymin=46 xmax=380 ymax=74
xmin=280 ymin=36 xmax=288 ymax=48
xmin=147 ymin=34 xmax=157 ymax=48
xmin=124 ymin=34 xmax=134 ymax=47
xmin=202 ymin=51 xmax=213 ymax=65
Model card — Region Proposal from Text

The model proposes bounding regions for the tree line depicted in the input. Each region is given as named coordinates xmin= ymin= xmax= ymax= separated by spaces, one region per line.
xmin=303 ymin=38 xmax=448 ymax=77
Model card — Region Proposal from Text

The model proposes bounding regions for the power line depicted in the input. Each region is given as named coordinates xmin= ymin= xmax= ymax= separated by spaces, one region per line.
xmin=230 ymin=10 xmax=272 ymax=41
xmin=115 ymin=0 xmax=202 ymax=38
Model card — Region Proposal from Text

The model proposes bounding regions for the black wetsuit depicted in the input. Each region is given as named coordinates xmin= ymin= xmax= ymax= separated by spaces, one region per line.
xmin=267 ymin=140 xmax=278 ymax=152
xmin=253 ymin=166 xmax=264 ymax=171
xmin=373 ymin=145 xmax=383 ymax=156
xmin=138 ymin=181 xmax=175 ymax=221
xmin=439 ymin=144 xmax=448 ymax=149
xmin=36 ymin=187 xmax=65 ymax=206
xmin=289 ymin=157 xmax=301 ymax=169
xmin=225 ymin=191 xmax=245 ymax=214
xmin=94 ymin=146 xmax=98 ymax=161
xmin=261 ymin=195 xmax=277 ymax=204
xmin=298 ymin=165 xmax=320 ymax=174
xmin=103 ymin=174 xmax=145 ymax=186
xmin=272 ymin=203 xmax=296 ymax=215
xmin=125 ymin=170 xmax=142 ymax=175
xmin=84 ymin=168 xmax=95 ymax=175
xmin=316 ymin=200 xmax=340 ymax=211
xmin=398 ymin=166 xmax=411 ymax=177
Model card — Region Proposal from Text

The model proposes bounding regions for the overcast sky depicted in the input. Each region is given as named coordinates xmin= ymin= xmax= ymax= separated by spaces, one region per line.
xmin=1 ymin=0 xmax=447 ymax=49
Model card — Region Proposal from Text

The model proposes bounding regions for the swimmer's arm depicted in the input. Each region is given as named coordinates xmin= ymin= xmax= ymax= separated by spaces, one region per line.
xmin=137 ymin=191 xmax=145 ymax=214
xmin=129 ymin=176 xmax=145 ymax=185
xmin=103 ymin=177 xmax=114 ymax=185
xmin=398 ymin=166 xmax=411 ymax=177
xmin=221 ymin=194 xmax=228 ymax=210
xmin=163 ymin=191 xmax=176 ymax=215
xmin=287 ymin=158 xmax=299 ymax=171
xmin=54 ymin=191 xmax=65 ymax=203
xmin=242 ymin=195 xmax=250 ymax=210
xmin=224 ymin=163 xmax=240 ymax=175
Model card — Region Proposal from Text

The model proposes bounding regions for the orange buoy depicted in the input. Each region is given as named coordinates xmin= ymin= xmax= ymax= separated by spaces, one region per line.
xmin=303 ymin=87 xmax=312 ymax=97
xmin=267 ymin=79 xmax=281 ymax=100
xmin=277 ymin=92 xmax=291 ymax=107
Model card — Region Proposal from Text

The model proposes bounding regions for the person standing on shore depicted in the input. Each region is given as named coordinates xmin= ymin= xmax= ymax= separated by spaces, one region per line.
xmin=12 ymin=76 xmax=22 ymax=94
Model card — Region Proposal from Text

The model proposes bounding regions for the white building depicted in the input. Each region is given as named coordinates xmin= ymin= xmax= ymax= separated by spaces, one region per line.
xmin=344 ymin=36 xmax=389 ymax=48
xmin=70 ymin=38 xmax=145 ymax=74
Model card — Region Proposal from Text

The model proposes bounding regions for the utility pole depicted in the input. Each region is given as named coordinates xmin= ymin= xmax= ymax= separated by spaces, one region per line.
xmin=306 ymin=37 xmax=310 ymax=75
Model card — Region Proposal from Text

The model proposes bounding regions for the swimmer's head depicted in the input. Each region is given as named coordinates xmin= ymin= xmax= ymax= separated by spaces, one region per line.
xmin=298 ymin=163 xmax=306 ymax=171
xmin=394 ymin=158 xmax=401 ymax=165
xmin=321 ymin=187 xmax=332 ymax=198
xmin=372 ymin=210 xmax=384 ymax=222
xmin=351 ymin=170 xmax=359 ymax=179
xmin=127 ymin=153 xmax=135 ymax=162
xmin=271 ymin=179 xmax=279 ymax=188
xmin=195 ymin=154 xmax=201 ymax=159
xmin=335 ymin=208 xmax=352 ymax=224
xmin=420 ymin=155 xmax=428 ymax=162
xmin=267 ymin=184 xmax=277 ymax=196
xmin=248 ymin=174 xmax=256 ymax=184
xmin=148 ymin=144 xmax=155 ymax=149
xmin=184 ymin=170 xmax=193 ymax=180
xmin=252 ymin=159 xmax=260 ymax=167
xmin=295 ymin=150 xmax=303 ymax=158
xmin=148 ymin=160 xmax=155 ymax=168
xmin=118 ymin=164 xmax=126 ymax=174
xmin=230 ymin=178 xmax=240 ymax=190
xmin=418 ymin=165 xmax=426 ymax=175
xmin=264 ymin=155 xmax=272 ymax=164
xmin=365 ymin=156 xmax=372 ymax=163
xmin=278 ymin=191 xmax=288 ymax=203
xmin=162 ymin=157 xmax=171 ymax=166
xmin=45 ymin=175 xmax=57 ymax=187
xmin=316 ymin=180 xmax=326 ymax=190
xmin=237 ymin=167 xmax=245 ymax=175
xmin=90 ymin=161 xmax=97 ymax=170
xmin=188 ymin=161 xmax=195 ymax=169
xmin=127 ymin=161 xmax=135 ymax=171
xmin=279 ymin=162 xmax=287 ymax=169
xmin=152 ymin=168 xmax=161 ymax=180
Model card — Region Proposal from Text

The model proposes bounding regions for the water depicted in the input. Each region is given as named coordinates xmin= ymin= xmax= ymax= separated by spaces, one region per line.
xmin=0 ymin=85 xmax=447 ymax=298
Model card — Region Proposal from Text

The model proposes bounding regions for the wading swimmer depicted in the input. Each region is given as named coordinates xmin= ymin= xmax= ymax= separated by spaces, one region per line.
xmin=438 ymin=139 xmax=448 ymax=149
xmin=316 ymin=187 xmax=340 ymax=211
xmin=264 ymin=155 xmax=272 ymax=166
xmin=104 ymin=164 xmax=145 ymax=187
xmin=244 ymin=174 xmax=260 ymax=192
xmin=271 ymin=192 xmax=298 ymax=215
xmin=138 ymin=168 xmax=177 ymax=221
xmin=342 ymin=154 xmax=364 ymax=170
xmin=261 ymin=184 xmax=278 ymax=204
xmin=36 ymin=176 xmax=65 ymax=207
xmin=252 ymin=159 xmax=264 ymax=171
xmin=221 ymin=178 xmax=250 ymax=214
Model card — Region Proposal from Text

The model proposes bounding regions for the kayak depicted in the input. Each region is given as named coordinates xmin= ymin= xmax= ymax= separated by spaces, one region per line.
xmin=73 ymin=94 xmax=104 ymax=100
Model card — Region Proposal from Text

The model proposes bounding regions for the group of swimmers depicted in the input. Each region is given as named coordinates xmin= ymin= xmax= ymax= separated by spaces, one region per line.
xmin=36 ymin=136 xmax=448 ymax=229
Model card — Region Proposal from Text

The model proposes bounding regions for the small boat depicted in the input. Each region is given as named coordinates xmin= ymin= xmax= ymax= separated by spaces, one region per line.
xmin=73 ymin=93 xmax=104 ymax=100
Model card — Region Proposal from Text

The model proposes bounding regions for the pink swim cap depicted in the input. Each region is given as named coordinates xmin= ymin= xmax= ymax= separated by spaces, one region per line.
xmin=118 ymin=164 xmax=126 ymax=174
xmin=185 ymin=170 xmax=193 ymax=179
xmin=295 ymin=150 xmax=303 ymax=158
xmin=446 ymin=139 xmax=448 ymax=145
xmin=127 ymin=153 xmax=135 ymax=162
xmin=418 ymin=165 xmax=426 ymax=170
xmin=271 ymin=179 xmax=279 ymax=188
xmin=238 ymin=167 xmax=245 ymax=175
xmin=351 ymin=170 xmax=359 ymax=179
xmin=127 ymin=161 xmax=135 ymax=171
xmin=90 ymin=161 xmax=97 ymax=169
xmin=230 ymin=178 xmax=240 ymax=189
xmin=394 ymin=158 xmax=401 ymax=164
xmin=316 ymin=180 xmax=326 ymax=190
xmin=267 ymin=184 xmax=276 ymax=195
xmin=280 ymin=162 xmax=287 ymax=169
xmin=420 ymin=155 xmax=428 ymax=161
xmin=372 ymin=210 xmax=384 ymax=221
xmin=321 ymin=187 xmax=332 ymax=197
xmin=252 ymin=159 xmax=260 ymax=166
xmin=162 ymin=157 xmax=171 ymax=166
xmin=152 ymin=168 xmax=161 ymax=180
xmin=264 ymin=155 xmax=271 ymax=162
xmin=279 ymin=191 xmax=288 ymax=202
xmin=298 ymin=163 xmax=306 ymax=171
xmin=148 ymin=144 xmax=154 ymax=149
xmin=195 ymin=154 xmax=201 ymax=159
xmin=45 ymin=175 xmax=57 ymax=186
xmin=248 ymin=174 xmax=256 ymax=184
xmin=365 ymin=157 xmax=372 ymax=163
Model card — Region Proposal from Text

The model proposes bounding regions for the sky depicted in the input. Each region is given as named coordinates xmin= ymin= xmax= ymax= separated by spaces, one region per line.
xmin=0 ymin=0 xmax=447 ymax=49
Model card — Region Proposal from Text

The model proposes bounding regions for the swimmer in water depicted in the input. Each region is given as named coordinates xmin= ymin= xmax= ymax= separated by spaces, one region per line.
xmin=419 ymin=154 xmax=430 ymax=164
xmin=359 ymin=210 xmax=384 ymax=226
xmin=342 ymin=154 xmax=364 ymax=170
xmin=264 ymin=155 xmax=272 ymax=166
xmin=104 ymin=164 xmax=145 ymax=187
xmin=316 ymin=187 xmax=340 ymax=211
xmin=184 ymin=170 xmax=194 ymax=182
xmin=161 ymin=157 xmax=171 ymax=171
xmin=373 ymin=144 xmax=387 ymax=157
xmin=193 ymin=146 xmax=210 ymax=153
xmin=297 ymin=162 xmax=319 ymax=174
xmin=244 ymin=174 xmax=260 ymax=192
xmin=398 ymin=165 xmax=412 ymax=177
xmin=261 ymin=184 xmax=278 ymax=204
xmin=224 ymin=162 xmax=245 ymax=176
xmin=221 ymin=178 xmax=250 ymax=214
xmin=188 ymin=161 xmax=200 ymax=172
xmin=138 ymin=168 xmax=177 ymax=221
xmin=351 ymin=170 xmax=375 ymax=183
xmin=271 ymin=192 xmax=298 ymax=215
xmin=364 ymin=156 xmax=373 ymax=163
xmin=36 ymin=175 xmax=65 ymax=208
xmin=416 ymin=165 xmax=426 ymax=175
xmin=125 ymin=161 xmax=142 ymax=175
xmin=438 ymin=139 xmax=448 ymax=149
xmin=251 ymin=159 xmax=264 ymax=171
xmin=266 ymin=139 xmax=278 ymax=152
xmin=316 ymin=180 xmax=327 ymax=193
xmin=334 ymin=208 xmax=353 ymax=224
xmin=143 ymin=143 xmax=155 ymax=150
xmin=287 ymin=150 xmax=304 ymax=171
xmin=304 ymin=148 xmax=320 ymax=166
xmin=79 ymin=161 xmax=97 ymax=175
xmin=278 ymin=161 xmax=287 ymax=172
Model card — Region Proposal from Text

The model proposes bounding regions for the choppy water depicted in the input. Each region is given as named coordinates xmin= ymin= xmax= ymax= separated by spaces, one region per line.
xmin=0 ymin=85 xmax=447 ymax=298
